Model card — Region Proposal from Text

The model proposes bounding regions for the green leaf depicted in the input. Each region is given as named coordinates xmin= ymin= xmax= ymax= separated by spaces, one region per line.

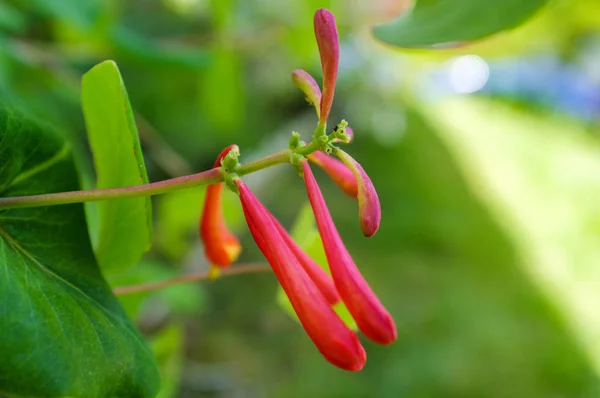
xmin=24 ymin=0 xmax=100 ymax=31
xmin=423 ymin=97 xmax=600 ymax=372
xmin=373 ymin=0 xmax=549 ymax=48
xmin=0 ymin=105 xmax=159 ymax=397
xmin=112 ymin=27 xmax=211 ymax=69
xmin=82 ymin=60 xmax=152 ymax=272
xmin=276 ymin=203 xmax=357 ymax=330
xmin=0 ymin=2 xmax=27 ymax=33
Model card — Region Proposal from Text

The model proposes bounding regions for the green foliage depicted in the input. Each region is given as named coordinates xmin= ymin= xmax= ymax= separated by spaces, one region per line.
xmin=82 ymin=60 xmax=152 ymax=272
xmin=0 ymin=104 xmax=159 ymax=397
xmin=373 ymin=0 xmax=549 ymax=47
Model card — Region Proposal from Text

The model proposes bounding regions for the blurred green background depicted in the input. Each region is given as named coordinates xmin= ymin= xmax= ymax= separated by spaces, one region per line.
xmin=3 ymin=0 xmax=600 ymax=396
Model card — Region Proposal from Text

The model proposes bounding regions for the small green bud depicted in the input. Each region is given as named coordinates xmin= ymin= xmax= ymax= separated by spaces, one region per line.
xmin=222 ymin=149 xmax=240 ymax=172
xmin=289 ymin=131 xmax=302 ymax=149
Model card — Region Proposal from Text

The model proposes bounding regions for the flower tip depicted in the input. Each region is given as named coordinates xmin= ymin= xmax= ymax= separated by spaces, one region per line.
xmin=314 ymin=8 xmax=339 ymax=124
xmin=322 ymin=333 xmax=367 ymax=372
xmin=374 ymin=313 xmax=398 ymax=345
xmin=314 ymin=8 xmax=336 ymax=28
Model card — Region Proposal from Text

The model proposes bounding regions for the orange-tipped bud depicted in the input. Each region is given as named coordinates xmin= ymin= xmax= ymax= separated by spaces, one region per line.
xmin=199 ymin=145 xmax=242 ymax=268
xmin=308 ymin=151 xmax=358 ymax=198
xmin=302 ymin=161 xmax=397 ymax=345
xmin=314 ymin=8 xmax=339 ymax=125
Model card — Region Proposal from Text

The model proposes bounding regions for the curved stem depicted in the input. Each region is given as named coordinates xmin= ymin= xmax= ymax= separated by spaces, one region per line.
xmin=0 ymin=168 xmax=223 ymax=209
xmin=0 ymin=142 xmax=322 ymax=210
xmin=112 ymin=262 xmax=271 ymax=295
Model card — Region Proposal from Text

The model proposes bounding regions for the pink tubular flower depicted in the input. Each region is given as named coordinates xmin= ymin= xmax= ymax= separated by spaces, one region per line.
xmin=301 ymin=160 xmax=397 ymax=345
xmin=199 ymin=145 xmax=242 ymax=268
xmin=335 ymin=149 xmax=381 ymax=237
xmin=235 ymin=179 xmax=366 ymax=371
xmin=269 ymin=213 xmax=341 ymax=305
xmin=307 ymin=151 xmax=358 ymax=198
xmin=314 ymin=8 xmax=339 ymax=125
xmin=292 ymin=69 xmax=322 ymax=118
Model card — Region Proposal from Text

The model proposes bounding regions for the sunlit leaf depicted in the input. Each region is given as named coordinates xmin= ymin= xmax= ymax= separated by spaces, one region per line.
xmin=81 ymin=60 xmax=152 ymax=272
xmin=424 ymin=96 xmax=600 ymax=374
xmin=373 ymin=0 xmax=549 ymax=48
xmin=0 ymin=104 xmax=159 ymax=397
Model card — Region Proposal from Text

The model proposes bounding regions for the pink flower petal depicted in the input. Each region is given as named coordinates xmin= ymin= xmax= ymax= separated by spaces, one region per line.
xmin=302 ymin=161 xmax=396 ymax=345
xmin=236 ymin=179 xmax=366 ymax=370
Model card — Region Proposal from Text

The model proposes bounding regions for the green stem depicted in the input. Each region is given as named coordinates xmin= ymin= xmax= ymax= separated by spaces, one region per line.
xmin=0 ymin=141 xmax=323 ymax=210
xmin=237 ymin=149 xmax=291 ymax=176
xmin=0 ymin=168 xmax=223 ymax=210
xmin=112 ymin=262 xmax=271 ymax=295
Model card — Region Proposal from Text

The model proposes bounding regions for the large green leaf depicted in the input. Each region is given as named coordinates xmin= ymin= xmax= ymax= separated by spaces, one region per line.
xmin=373 ymin=0 xmax=549 ymax=48
xmin=0 ymin=105 xmax=159 ymax=397
xmin=82 ymin=60 xmax=152 ymax=272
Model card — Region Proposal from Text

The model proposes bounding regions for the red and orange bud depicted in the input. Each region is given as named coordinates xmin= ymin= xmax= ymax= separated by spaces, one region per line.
xmin=302 ymin=161 xmax=397 ymax=345
xmin=307 ymin=151 xmax=358 ymax=198
xmin=314 ymin=8 xmax=339 ymax=125
xmin=269 ymin=213 xmax=341 ymax=305
xmin=199 ymin=145 xmax=242 ymax=268
xmin=335 ymin=149 xmax=381 ymax=237
xmin=292 ymin=69 xmax=322 ymax=117
xmin=236 ymin=179 xmax=366 ymax=371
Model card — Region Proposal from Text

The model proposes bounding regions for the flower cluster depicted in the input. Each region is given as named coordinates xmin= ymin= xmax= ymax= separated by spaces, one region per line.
xmin=199 ymin=8 xmax=396 ymax=371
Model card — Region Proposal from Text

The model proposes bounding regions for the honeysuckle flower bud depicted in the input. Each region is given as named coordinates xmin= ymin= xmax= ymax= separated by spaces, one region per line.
xmin=235 ymin=179 xmax=366 ymax=371
xmin=334 ymin=149 xmax=381 ymax=237
xmin=307 ymin=151 xmax=358 ymax=198
xmin=314 ymin=8 xmax=339 ymax=125
xmin=292 ymin=69 xmax=322 ymax=118
xmin=301 ymin=161 xmax=397 ymax=345
xmin=199 ymin=145 xmax=242 ymax=268
xmin=269 ymin=213 xmax=341 ymax=305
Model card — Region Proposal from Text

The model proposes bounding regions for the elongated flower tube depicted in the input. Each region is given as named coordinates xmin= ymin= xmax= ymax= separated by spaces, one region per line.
xmin=199 ymin=145 xmax=241 ymax=268
xmin=314 ymin=8 xmax=339 ymax=125
xmin=301 ymin=161 xmax=397 ymax=345
xmin=268 ymin=213 xmax=341 ymax=305
xmin=236 ymin=179 xmax=366 ymax=371
xmin=292 ymin=69 xmax=322 ymax=118
xmin=307 ymin=151 xmax=358 ymax=198
xmin=334 ymin=149 xmax=381 ymax=237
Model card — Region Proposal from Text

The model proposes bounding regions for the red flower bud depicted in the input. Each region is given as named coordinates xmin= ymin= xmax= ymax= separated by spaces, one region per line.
xmin=236 ymin=179 xmax=366 ymax=371
xmin=199 ymin=145 xmax=241 ymax=268
xmin=307 ymin=151 xmax=358 ymax=198
xmin=292 ymin=69 xmax=322 ymax=118
xmin=335 ymin=150 xmax=381 ymax=237
xmin=302 ymin=161 xmax=396 ymax=345
xmin=314 ymin=8 xmax=339 ymax=125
